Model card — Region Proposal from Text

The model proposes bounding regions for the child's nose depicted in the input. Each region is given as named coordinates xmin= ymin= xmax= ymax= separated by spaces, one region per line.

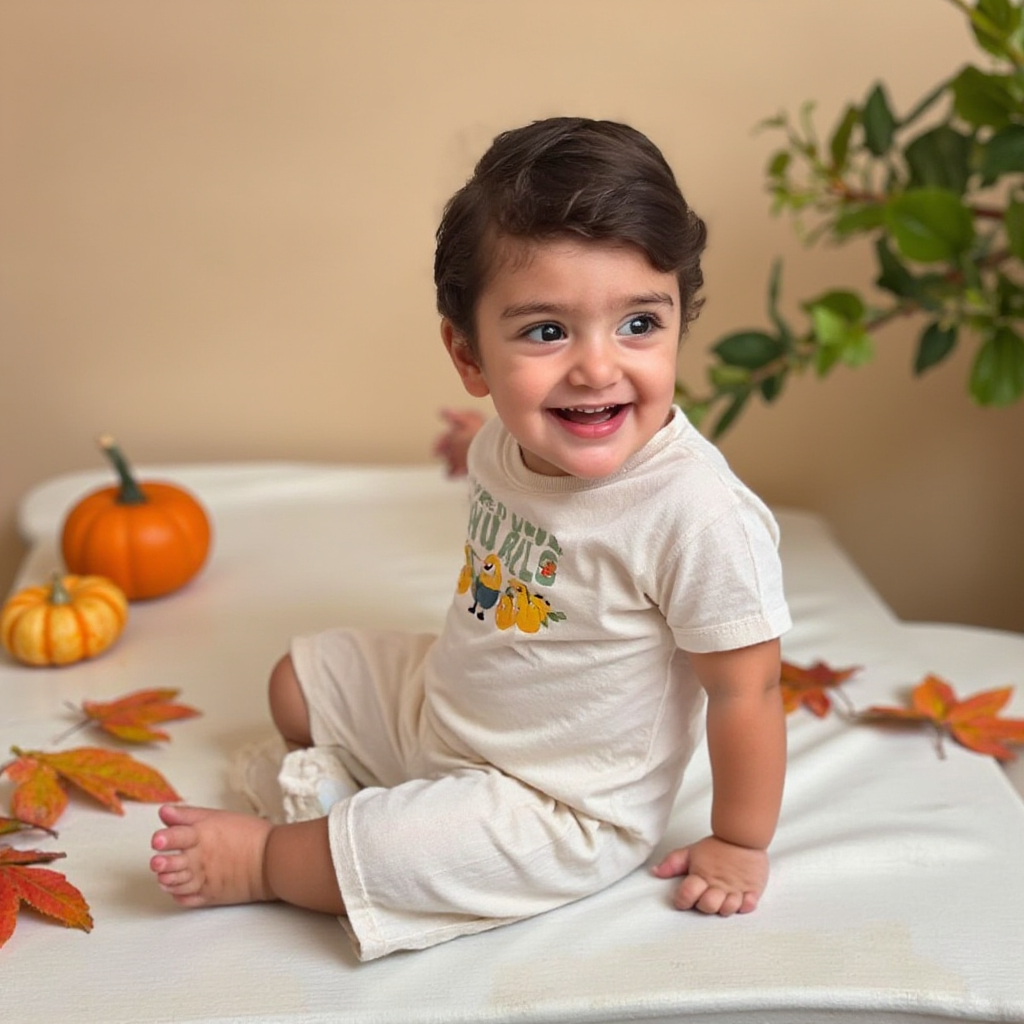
xmin=567 ymin=339 xmax=620 ymax=389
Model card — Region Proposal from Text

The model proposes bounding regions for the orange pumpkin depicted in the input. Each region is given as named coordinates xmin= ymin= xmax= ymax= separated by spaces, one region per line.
xmin=1 ymin=574 xmax=128 ymax=666
xmin=61 ymin=436 xmax=212 ymax=601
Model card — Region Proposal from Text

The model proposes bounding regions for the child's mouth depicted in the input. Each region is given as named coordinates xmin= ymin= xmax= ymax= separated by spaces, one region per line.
xmin=555 ymin=404 xmax=624 ymax=425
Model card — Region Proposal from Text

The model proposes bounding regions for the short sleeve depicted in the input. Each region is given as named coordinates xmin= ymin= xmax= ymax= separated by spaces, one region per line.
xmin=658 ymin=499 xmax=791 ymax=654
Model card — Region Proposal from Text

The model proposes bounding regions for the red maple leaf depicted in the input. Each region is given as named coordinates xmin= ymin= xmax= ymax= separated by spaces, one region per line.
xmin=0 ymin=846 xmax=93 ymax=948
xmin=3 ymin=746 xmax=181 ymax=828
xmin=780 ymin=659 xmax=860 ymax=717
xmin=863 ymin=674 xmax=1024 ymax=761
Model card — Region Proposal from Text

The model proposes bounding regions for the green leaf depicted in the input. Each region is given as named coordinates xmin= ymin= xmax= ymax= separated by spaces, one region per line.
xmin=829 ymin=104 xmax=860 ymax=170
xmin=803 ymin=290 xmax=872 ymax=369
xmin=756 ymin=112 xmax=788 ymax=132
xmin=978 ymin=124 xmax=1024 ymax=183
xmin=680 ymin=400 xmax=710 ymax=429
xmin=1006 ymin=200 xmax=1024 ymax=260
xmin=874 ymin=236 xmax=917 ymax=298
xmin=767 ymin=258 xmax=783 ymax=313
xmin=914 ymin=321 xmax=959 ymax=374
xmin=862 ymin=83 xmax=897 ymax=156
xmin=760 ymin=372 xmax=786 ymax=403
xmin=833 ymin=203 xmax=887 ymax=238
xmin=840 ymin=330 xmax=874 ymax=367
xmin=767 ymin=150 xmax=791 ymax=179
xmin=899 ymin=80 xmax=953 ymax=130
xmin=970 ymin=326 xmax=1024 ymax=405
xmin=996 ymin=270 xmax=1024 ymax=317
xmin=813 ymin=343 xmax=844 ymax=377
xmin=713 ymin=330 xmax=785 ymax=369
xmin=802 ymin=290 xmax=874 ymax=369
xmin=766 ymin=259 xmax=795 ymax=347
xmin=809 ymin=305 xmax=850 ymax=346
xmin=970 ymin=0 xmax=1022 ymax=58
xmin=885 ymin=188 xmax=975 ymax=263
xmin=950 ymin=66 xmax=1018 ymax=128
xmin=805 ymin=289 xmax=866 ymax=326
xmin=711 ymin=390 xmax=751 ymax=439
xmin=709 ymin=363 xmax=752 ymax=390
xmin=904 ymin=125 xmax=971 ymax=194
xmin=797 ymin=100 xmax=819 ymax=157
xmin=909 ymin=271 xmax=953 ymax=313
xmin=978 ymin=0 xmax=1016 ymax=31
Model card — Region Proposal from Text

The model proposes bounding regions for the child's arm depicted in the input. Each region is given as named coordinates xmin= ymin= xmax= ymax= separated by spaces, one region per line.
xmin=651 ymin=637 xmax=785 ymax=916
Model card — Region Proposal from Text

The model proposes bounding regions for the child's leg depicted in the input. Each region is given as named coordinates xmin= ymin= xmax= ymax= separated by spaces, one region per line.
xmin=152 ymin=630 xmax=427 ymax=918
xmin=268 ymin=653 xmax=313 ymax=749
xmin=150 ymin=805 xmax=346 ymax=915
xmin=149 ymin=652 xmax=345 ymax=911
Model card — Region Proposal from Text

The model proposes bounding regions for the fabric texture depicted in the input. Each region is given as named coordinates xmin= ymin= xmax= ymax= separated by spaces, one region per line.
xmin=228 ymin=736 xmax=359 ymax=824
xmin=294 ymin=408 xmax=791 ymax=959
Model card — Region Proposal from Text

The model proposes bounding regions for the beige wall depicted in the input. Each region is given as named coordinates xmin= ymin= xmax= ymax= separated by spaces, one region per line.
xmin=2 ymin=0 xmax=1022 ymax=632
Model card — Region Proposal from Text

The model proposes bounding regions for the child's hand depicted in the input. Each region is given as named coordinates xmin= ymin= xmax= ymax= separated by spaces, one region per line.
xmin=433 ymin=408 xmax=486 ymax=477
xmin=651 ymin=834 xmax=768 ymax=916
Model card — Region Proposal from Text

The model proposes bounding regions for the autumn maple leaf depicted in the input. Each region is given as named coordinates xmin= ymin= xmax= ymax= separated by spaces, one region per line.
xmin=863 ymin=674 xmax=1024 ymax=761
xmin=780 ymin=659 xmax=860 ymax=717
xmin=0 ymin=846 xmax=93 ymax=948
xmin=59 ymin=688 xmax=201 ymax=744
xmin=2 ymin=746 xmax=181 ymax=828
xmin=0 ymin=815 xmax=57 ymax=839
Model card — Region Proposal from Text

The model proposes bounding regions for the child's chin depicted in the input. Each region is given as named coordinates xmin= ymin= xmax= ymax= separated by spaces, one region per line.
xmin=559 ymin=451 xmax=634 ymax=480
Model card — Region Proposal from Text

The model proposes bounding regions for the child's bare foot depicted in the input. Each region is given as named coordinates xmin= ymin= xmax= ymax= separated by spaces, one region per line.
xmin=150 ymin=804 xmax=275 ymax=907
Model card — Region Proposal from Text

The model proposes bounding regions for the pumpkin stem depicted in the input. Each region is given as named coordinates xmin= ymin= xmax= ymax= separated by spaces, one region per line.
xmin=98 ymin=434 xmax=148 ymax=505
xmin=49 ymin=573 xmax=72 ymax=606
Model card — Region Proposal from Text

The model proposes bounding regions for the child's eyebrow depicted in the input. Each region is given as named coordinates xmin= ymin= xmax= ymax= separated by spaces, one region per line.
xmin=500 ymin=292 xmax=676 ymax=320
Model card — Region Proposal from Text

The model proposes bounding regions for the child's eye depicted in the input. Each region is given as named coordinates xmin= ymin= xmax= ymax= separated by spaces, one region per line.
xmin=525 ymin=323 xmax=566 ymax=343
xmin=616 ymin=314 xmax=661 ymax=337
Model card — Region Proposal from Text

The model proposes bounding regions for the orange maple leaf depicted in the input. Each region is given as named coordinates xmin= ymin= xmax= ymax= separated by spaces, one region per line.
xmin=780 ymin=659 xmax=860 ymax=717
xmin=864 ymin=674 xmax=1024 ymax=761
xmin=68 ymin=688 xmax=201 ymax=744
xmin=3 ymin=746 xmax=181 ymax=828
xmin=0 ymin=845 xmax=93 ymax=948
xmin=0 ymin=815 xmax=57 ymax=839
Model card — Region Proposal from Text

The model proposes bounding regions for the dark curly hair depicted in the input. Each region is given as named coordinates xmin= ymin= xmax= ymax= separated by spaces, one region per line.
xmin=434 ymin=117 xmax=707 ymax=356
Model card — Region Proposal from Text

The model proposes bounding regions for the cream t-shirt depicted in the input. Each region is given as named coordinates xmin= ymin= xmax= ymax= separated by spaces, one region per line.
xmin=424 ymin=407 xmax=791 ymax=843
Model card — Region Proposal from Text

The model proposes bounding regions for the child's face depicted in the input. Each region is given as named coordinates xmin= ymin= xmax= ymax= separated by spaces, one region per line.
xmin=443 ymin=237 xmax=681 ymax=479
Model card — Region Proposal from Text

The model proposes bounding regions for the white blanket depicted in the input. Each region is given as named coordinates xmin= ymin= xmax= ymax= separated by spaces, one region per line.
xmin=3 ymin=464 xmax=1023 ymax=1024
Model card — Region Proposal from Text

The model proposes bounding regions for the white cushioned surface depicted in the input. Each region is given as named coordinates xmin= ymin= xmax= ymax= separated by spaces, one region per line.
xmin=3 ymin=464 xmax=1023 ymax=1024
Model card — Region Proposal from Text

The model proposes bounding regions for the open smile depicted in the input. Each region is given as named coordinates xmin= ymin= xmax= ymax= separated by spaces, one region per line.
xmin=550 ymin=403 xmax=631 ymax=437
xmin=554 ymin=404 xmax=624 ymax=424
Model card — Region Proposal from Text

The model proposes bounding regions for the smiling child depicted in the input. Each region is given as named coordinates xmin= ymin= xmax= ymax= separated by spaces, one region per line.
xmin=150 ymin=117 xmax=791 ymax=961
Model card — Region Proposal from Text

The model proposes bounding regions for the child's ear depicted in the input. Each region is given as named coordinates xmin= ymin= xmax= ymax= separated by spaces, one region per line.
xmin=441 ymin=319 xmax=490 ymax=398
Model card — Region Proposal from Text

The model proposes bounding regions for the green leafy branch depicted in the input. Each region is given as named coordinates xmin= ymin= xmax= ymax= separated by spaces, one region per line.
xmin=679 ymin=0 xmax=1024 ymax=437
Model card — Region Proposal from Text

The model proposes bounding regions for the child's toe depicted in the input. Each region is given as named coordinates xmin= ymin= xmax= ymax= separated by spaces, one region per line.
xmin=152 ymin=824 xmax=199 ymax=853
xmin=155 ymin=866 xmax=193 ymax=889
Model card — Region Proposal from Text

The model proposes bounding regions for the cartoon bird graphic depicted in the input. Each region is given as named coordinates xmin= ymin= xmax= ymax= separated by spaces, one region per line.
xmin=457 ymin=544 xmax=475 ymax=594
xmin=468 ymin=554 xmax=503 ymax=620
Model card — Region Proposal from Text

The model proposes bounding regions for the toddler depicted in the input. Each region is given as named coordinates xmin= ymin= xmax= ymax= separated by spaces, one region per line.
xmin=150 ymin=116 xmax=791 ymax=961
